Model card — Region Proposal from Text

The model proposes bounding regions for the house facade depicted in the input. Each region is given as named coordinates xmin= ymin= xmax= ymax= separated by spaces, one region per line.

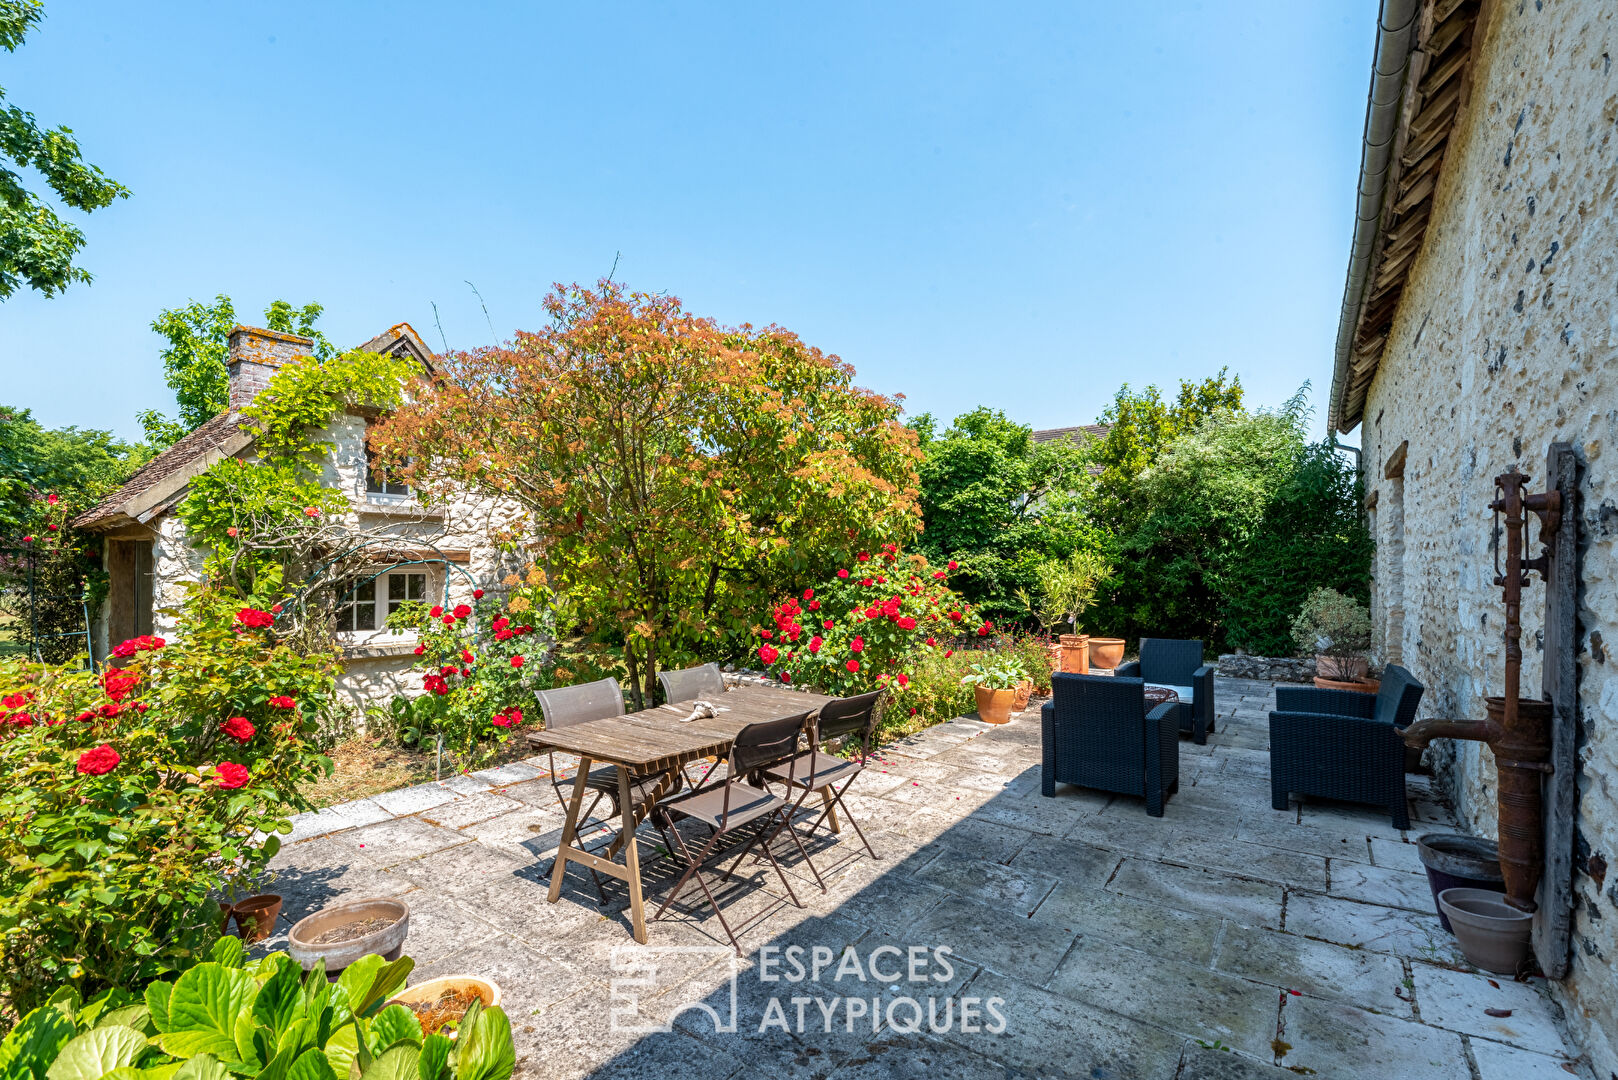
xmin=73 ymin=324 xmax=527 ymax=715
xmin=1329 ymin=0 xmax=1617 ymax=1067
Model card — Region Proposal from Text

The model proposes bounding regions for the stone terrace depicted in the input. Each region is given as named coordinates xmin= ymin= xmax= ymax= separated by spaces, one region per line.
xmin=263 ymin=679 xmax=1585 ymax=1079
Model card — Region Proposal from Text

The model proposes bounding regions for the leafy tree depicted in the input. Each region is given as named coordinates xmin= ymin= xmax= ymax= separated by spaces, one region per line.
xmin=138 ymin=296 xmax=337 ymax=447
xmin=373 ymin=280 xmax=921 ymax=708
xmin=0 ymin=406 xmax=151 ymax=661
xmin=1089 ymin=389 xmax=1372 ymax=653
xmin=0 ymin=1 xmax=130 ymax=300
xmin=909 ymin=407 xmax=1095 ymax=624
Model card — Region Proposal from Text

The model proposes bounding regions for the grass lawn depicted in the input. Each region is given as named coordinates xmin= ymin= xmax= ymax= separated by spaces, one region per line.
xmin=302 ymin=731 xmax=539 ymax=810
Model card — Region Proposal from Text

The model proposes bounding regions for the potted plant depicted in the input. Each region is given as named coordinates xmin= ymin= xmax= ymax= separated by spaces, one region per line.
xmin=960 ymin=656 xmax=1031 ymax=724
xmin=1291 ymin=587 xmax=1375 ymax=690
xmin=1023 ymin=550 xmax=1110 ymax=674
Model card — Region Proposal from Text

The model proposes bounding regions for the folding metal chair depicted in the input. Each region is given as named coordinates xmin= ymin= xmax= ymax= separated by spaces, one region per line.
xmin=653 ymin=711 xmax=822 ymax=953
xmin=657 ymin=662 xmax=725 ymax=704
xmin=762 ymin=689 xmax=881 ymax=863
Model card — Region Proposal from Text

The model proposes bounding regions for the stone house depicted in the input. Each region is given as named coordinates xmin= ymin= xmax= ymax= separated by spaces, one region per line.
xmin=1328 ymin=0 xmax=1617 ymax=1067
xmin=72 ymin=323 xmax=526 ymax=713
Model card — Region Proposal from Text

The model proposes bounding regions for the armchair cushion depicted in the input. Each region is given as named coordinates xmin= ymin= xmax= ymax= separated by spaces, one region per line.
xmin=1146 ymin=682 xmax=1193 ymax=702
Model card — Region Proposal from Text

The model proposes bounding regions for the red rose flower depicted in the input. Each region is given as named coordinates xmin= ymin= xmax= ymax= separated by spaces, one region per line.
xmin=897 ymin=616 xmax=917 ymax=630
xmin=857 ymin=552 xmax=871 ymax=562
xmin=948 ymin=611 xmax=963 ymax=622
xmin=102 ymin=668 xmax=140 ymax=703
xmin=836 ymin=569 xmax=849 ymax=579
xmin=510 ymin=655 xmax=525 ymax=668
xmin=803 ymin=588 xmax=814 ymax=601
xmin=932 ymin=571 xmax=946 ymax=580
xmin=824 ymin=618 xmax=835 ymax=630
xmin=269 ymin=695 xmax=296 ymax=709
xmin=430 ymin=605 xmax=444 ymax=617
xmin=453 ymin=604 xmax=472 ymax=620
xmin=76 ymin=744 xmax=120 ymax=775
xmin=761 ymin=629 xmax=773 ymax=639
xmin=845 ymin=660 xmax=860 ymax=673
xmin=414 ymin=644 xmax=426 ymax=655
xmin=492 ymin=616 xmax=509 ymax=631
xmin=215 ymin=762 xmax=250 ymax=789
xmin=897 ymin=673 xmax=909 ymax=687
xmin=495 ymin=628 xmax=513 ymax=641
xmin=461 ymin=648 xmax=475 ymax=664
xmin=221 ymin=715 xmax=255 ymax=742
xmin=442 ymin=616 xmax=456 ymax=627
xmin=235 ymin=607 xmax=274 ymax=629
xmin=926 ymin=637 xmax=936 ymax=646
xmin=779 ymin=671 xmax=792 ymax=684
xmin=850 ymin=636 xmax=865 ymax=653
xmin=948 ymin=561 xmax=959 ymax=570
xmin=808 ymin=635 xmax=823 ymax=653
xmin=808 ymin=599 xmax=821 ymax=611
xmin=758 ymin=643 xmax=780 ymax=666
xmin=876 ymin=575 xmax=886 ymax=584
xmin=46 ymin=492 xmax=58 ymax=505
xmin=97 ymin=703 xmax=122 ymax=719
xmin=473 ymin=588 xmax=485 ymax=599
xmin=944 ymin=650 xmax=954 ymax=658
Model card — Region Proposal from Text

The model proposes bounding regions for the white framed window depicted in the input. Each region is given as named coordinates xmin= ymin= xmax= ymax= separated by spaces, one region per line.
xmin=337 ymin=570 xmax=429 ymax=631
xmin=365 ymin=450 xmax=412 ymax=497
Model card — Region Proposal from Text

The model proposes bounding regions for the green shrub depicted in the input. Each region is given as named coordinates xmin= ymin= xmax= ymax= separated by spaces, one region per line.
xmin=0 ymin=938 xmax=515 ymax=1080
xmin=0 ymin=586 xmax=337 ymax=1015
xmin=876 ymin=647 xmax=975 ymax=740
xmin=1290 ymin=587 xmax=1373 ymax=658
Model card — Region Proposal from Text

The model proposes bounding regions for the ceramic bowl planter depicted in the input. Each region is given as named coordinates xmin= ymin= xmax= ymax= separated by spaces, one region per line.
xmin=1057 ymin=634 xmax=1090 ymax=674
xmin=974 ymin=685 xmax=1018 ymax=725
xmin=1087 ymin=638 xmax=1125 ymax=670
xmin=1438 ymin=888 xmax=1533 ymax=974
xmin=1417 ymin=834 xmax=1505 ymax=932
xmin=229 ymin=894 xmax=284 ymax=943
xmin=1312 ymin=675 xmax=1381 ymax=694
xmin=388 ymin=976 xmax=501 ymax=1038
xmin=288 ymin=897 xmax=411 ymax=975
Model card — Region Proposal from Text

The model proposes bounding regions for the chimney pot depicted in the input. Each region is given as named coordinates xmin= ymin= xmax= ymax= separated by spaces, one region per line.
xmin=227 ymin=326 xmax=314 ymax=410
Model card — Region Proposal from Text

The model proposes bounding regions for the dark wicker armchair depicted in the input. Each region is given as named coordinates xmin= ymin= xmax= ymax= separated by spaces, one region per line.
xmin=1041 ymin=673 xmax=1179 ymax=816
xmin=1268 ymin=665 xmax=1425 ymax=828
xmin=1115 ymin=638 xmax=1216 ymax=744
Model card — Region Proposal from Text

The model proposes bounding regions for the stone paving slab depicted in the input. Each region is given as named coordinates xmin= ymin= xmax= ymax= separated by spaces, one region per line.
xmin=258 ymin=677 xmax=1585 ymax=1079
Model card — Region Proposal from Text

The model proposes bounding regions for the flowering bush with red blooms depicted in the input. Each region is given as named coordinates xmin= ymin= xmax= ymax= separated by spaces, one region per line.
xmin=0 ymin=583 xmax=338 ymax=1014
xmin=754 ymin=544 xmax=977 ymax=697
xmin=384 ymin=589 xmax=544 ymax=769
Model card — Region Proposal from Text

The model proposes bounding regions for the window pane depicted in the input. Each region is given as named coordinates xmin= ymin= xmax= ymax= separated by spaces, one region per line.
xmin=407 ymin=573 xmax=426 ymax=599
xmin=355 ymin=580 xmax=375 ymax=601
xmin=389 ymin=575 xmax=407 ymax=602
xmin=355 ymin=599 xmax=375 ymax=631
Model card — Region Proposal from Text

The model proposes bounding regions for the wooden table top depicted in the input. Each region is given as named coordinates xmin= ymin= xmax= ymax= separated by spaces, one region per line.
xmin=524 ymin=683 xmax=834 ymax=772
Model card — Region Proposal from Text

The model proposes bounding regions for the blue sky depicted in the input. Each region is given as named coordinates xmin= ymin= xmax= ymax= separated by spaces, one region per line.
xmin=2 ymin=1 xmax=1374 ymax=444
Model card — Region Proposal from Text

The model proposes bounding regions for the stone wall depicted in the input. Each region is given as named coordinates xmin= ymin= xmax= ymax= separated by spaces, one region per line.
xmin=1355 ymin=0 xmax=1618 ymax=1067
xmin=1215 ymin=654 xmax=1317 ymax=684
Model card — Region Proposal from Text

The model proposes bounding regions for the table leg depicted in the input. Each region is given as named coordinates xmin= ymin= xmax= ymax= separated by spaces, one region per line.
xmin=619 ymin=766 xmax=648 ymax=944
xmin=548 ymin=754 xmax=594 ymax=903
xmin=821 ymin=788 xmax=842 ymax=834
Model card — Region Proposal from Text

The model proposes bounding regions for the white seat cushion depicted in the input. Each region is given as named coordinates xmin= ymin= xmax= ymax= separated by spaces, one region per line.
xmin=1146 ymin=683 xmax=1194 ymax=702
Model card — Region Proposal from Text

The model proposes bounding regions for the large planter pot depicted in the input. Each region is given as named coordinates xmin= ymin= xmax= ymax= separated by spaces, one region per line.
xmin=974 ymin=685 xmax=1018 ymax=725
xmin=1087 ymin=638 xmax=1125 ymax=670
xmin=230 ymin=894 xmax=284 ymax=944
xmin=1315 ymin=654 xmax=1370 ymax=682
xmin=1438 ymin=888 xmax=1533 ymax=974
xmin=1058 ymin=634 xmax=1090 ymax=674
xmin=1312 ymin=676 xmax=1380 ymax=694
xmin=288 ymin=897 xmax=410 ymax=975
xmin=1011 ymin=680 xmax=1034 ymax=710
xmin=388 ymin=976 xmax=501 ymax=1038
xmin=1417 ymin=833 xmax=1505 ymax=932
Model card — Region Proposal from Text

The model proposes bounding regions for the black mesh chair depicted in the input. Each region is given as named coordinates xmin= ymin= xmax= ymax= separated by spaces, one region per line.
xmin=762 ymin=689 xmax=881 ymax=862
xmin=1041 ymin=673 xmax=1179 ymax=816
xmin=658 ymin=662 xmax=725 ymax=704
xmin=1115 ymin=638 xmax=1216 ymax=744
xmin=1269 ymin=665 xmax=1425 ymax=828
xmin=654 ymin=711 xmax=821 ymax=952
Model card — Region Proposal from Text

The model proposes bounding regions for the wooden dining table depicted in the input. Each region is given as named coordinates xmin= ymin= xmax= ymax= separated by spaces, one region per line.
xmin=524 ymin=682 xmax=835 ymax=943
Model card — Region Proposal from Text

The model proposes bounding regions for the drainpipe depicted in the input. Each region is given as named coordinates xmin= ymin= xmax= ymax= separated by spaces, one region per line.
xmin=1327 ymin=0 xmax=1422 ymax=434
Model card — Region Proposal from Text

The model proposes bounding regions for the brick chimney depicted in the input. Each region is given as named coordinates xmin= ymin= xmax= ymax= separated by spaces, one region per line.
xmin=227 ymin=326 xmax=314 ymax=410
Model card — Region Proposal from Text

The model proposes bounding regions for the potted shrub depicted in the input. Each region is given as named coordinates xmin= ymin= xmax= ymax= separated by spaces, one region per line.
xmin=960 ymin=656 xmax=1031 ymax=725
xmin=1291 ymin=587 xmax=1375 ymax=689
xmin=1023 ymin=551 xmax=1110 ymax=674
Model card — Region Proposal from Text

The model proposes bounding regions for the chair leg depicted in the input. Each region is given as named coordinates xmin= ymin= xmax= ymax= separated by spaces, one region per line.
xmin=1146 ymin=787 xmax=1164 ymax=817
xmin=775 ymin=809 xmax=827 ymax=892
xmin=1193 ymin=716 xmax=1208 ymax=745
xmin=1271 ymin=778 xmax=1290 ymax=812
xmin=755 ymin=812 xmax=804 ymax=908
xmin=827 ymin=784 xmax=879 ymax=859
xmin=1391 ymin=800 xmax=1411 ymax=831
xmin=654 ymin=816 xmax=722 ymax=921
xmin=1041 ymin=764 xmax=1055 ymax=797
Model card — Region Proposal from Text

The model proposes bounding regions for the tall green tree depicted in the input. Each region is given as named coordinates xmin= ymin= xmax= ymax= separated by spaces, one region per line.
xmin=0 ymin=1 xmax=129 ymax=300
xmin=138 ymin=295 xmax=336 ymax=447
xmin=910 ymin=407 xmax=1097 ymax=623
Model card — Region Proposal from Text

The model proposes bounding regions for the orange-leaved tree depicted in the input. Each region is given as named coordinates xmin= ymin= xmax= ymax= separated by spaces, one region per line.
xmin=373 ymin=281 xmax=921 ymax=707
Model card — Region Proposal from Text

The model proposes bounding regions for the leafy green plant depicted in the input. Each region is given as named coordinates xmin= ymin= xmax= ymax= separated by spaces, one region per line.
xmin=1024 ymin=549 xmax=1110 ymax=637
xmin=959 ymin=655 xmax=1029 ymax=691
xmin=0 ymin=938 xmax=515 ymax=1080
xmin=751 ymin=544 xmax=978 ymax=698
xmin=1290 ymin=587 xmax=1372 ymax=659
xmin=0 ymin=585 xmax=337 ymax=1014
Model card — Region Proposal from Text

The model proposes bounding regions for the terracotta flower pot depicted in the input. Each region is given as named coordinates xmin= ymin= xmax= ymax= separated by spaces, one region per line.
xmin=1315 ymin=654 xmax=1370 ymax=681
xmin=1313 ymin=676 xmax=1380 ymax=694
xmin=974 ymin=685 xmax=1018 ymax=725
xmin=1087 ymin=638 xmax=1125 ymax=670
xmin=1058 ymin=634 xmax=1090 ymax=674
xmin=1011 ymin=680 xmax=1034 ymax=710
xmin=230 ymin=894 xmax=284 ymax=943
